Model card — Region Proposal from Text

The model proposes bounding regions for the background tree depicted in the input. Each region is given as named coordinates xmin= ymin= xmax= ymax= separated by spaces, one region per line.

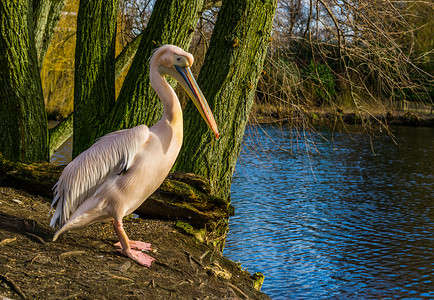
xmin=257 ymin=0 xmax=433 ymax=132
xmin=41 ymin=1 xmax=77 ymax=120
xmin=33 ymin=0 xmax=66 ymax=69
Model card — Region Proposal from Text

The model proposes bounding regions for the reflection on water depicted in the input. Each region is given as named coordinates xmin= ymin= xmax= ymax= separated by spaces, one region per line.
xmin=51 ymin=136 xmax=72 ymax=165
xmin=224 ymin=125 xmax=434 ymax=299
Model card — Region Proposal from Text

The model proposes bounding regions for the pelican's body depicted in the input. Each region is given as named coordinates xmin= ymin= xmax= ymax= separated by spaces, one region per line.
xmin=50 ymin=45 xmax=219 ymax=267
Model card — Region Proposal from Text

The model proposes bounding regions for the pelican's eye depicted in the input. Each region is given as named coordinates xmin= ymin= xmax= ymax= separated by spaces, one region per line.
xmin=174 ymin=55 xmax=189 ymax=67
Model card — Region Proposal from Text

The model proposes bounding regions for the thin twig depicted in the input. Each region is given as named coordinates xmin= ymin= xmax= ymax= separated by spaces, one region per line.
xmin=0 ymin=274 xmax=27 ymax=299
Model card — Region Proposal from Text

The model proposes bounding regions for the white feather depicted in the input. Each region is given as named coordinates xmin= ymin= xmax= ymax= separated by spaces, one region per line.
xmin=50 ymin=125 xmax=150 ymax=228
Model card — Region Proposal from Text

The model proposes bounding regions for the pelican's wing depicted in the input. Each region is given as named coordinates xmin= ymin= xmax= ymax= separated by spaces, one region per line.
xmin=50 ymin=125 xmax=150 ymax=228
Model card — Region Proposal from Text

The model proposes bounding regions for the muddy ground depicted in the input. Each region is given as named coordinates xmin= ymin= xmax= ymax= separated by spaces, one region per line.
xmin=0 ymin=187 xmax=270 ymax=300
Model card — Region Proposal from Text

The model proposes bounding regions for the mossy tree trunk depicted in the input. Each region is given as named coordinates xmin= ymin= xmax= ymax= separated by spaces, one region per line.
xmin=114 ymin=32 xmax=143 ymax=81
xmin=100 ymin=0 xmax=204 ymax=135
xmin=49 ymin=114 xmax=73 ymax=158
xmin=72 ymin=0 xmax=119 ymax=157
xmin=174 ymin=0 xmax=277 ymax=199
xmin=33 ymin=0 xmax=66 ymax=69
xmin=0 ymin=0 xmax=65 ymax=163
xmin=0 ymin=0 xmax=48 ymax=162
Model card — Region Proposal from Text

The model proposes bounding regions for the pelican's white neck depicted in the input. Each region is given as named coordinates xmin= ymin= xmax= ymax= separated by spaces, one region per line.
xmin=149 ymin=65 xmax=183 ymax=126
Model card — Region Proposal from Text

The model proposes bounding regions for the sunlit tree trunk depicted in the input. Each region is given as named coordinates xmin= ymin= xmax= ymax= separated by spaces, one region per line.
xmin=115 ymin=32 xmax=143 ymax=81
xmin=33 ymin=0 xmax=66 ymax=68
xmin=0 ymin=0 xmax=48 ymax=162
xmin=73 ymin=0 xmax=119 ymax=157
xmin=174 ymin=0 xmax=277 ymax=199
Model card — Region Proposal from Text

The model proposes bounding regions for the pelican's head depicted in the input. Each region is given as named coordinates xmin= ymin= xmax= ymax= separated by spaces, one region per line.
xmin=151 ymin=45 xmax=219 ymax=139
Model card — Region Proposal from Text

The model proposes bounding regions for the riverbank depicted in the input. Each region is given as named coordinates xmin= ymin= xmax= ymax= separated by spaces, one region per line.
xmin=0 ymin=186 xmax=269 ymax=299
xmin=0 ymin=157 xmax=269 ymax=300
xmin=251 ymin=105 xmax=434 ymax=127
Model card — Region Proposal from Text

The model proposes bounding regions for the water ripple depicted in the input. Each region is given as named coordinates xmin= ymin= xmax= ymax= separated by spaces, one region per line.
xmin=225 ymin=125 xmax=434 ymax=299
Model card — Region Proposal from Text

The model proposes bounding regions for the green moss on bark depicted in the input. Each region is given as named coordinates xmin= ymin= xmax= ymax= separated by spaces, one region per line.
xmin=73 ymin=0 xmax=119 ymax=156
xmin=49 ymin=114 xmax=73 ymax=157
xmin=0 ymin=0 xmax=49 ymax=162
xmin=33 ymin=0 xmax=65 ymax=68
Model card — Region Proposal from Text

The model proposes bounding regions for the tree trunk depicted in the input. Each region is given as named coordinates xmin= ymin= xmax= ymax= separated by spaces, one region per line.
xmin=0 ymin=0 xmax=48 ymax=162
xmin=101 ymin=0 xmax=204 ymax=135
xmin=33 ymin=0 xmax=66 ymax=69
xmin=73 ymin=0 xmax=119 ymax=157
xmin=115 ymin=32 xmax=143 ymax=81
xmin=49 ymin=114 xmax=73 ymax=157
xmin=174 ymin=0 xmax=277 ymax=199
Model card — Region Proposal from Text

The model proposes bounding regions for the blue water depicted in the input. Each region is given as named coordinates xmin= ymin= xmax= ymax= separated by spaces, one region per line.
xmin=224 ymin=125 xmax=434 ymax=299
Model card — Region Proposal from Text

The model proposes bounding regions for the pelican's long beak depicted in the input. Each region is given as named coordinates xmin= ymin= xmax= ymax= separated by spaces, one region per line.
xmin=174 ymin=65 xmax=219 ymax=139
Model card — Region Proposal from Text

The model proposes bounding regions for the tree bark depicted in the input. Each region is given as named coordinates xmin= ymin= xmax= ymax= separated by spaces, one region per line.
xmin=101 ymin=0 xmax=204 ymax=135
xmin=0 ymin=0 xmax=49 ymax=162
xmin=174 ymin=0 xmax=277 ymax=199
xmin=33 ymin=0 xmax=66 ymax=69
xmin=73 ymin=0 xmax=119 ymax=156
xmin=115 ymin=32 xmax=143 ymax=81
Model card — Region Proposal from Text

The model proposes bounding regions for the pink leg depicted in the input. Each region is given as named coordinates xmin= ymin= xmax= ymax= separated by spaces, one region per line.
xmin=113 ymin=220 xmax=155 ymax=267
xmin=114 ymin=240 xmax=152 ymax=251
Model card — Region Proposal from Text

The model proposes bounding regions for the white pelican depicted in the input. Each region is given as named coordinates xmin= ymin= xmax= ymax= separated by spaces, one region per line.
xmin=50 ymin=45 xmax=219 ymax=267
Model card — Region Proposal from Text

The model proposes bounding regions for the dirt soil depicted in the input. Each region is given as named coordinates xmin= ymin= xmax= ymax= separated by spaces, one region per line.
xmin=0 ymin=187 xmax=270 ymax=300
